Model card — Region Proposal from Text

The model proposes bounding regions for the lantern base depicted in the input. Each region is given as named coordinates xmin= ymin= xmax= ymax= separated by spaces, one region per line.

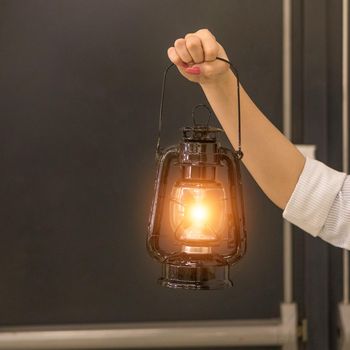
xmin=158 ymin=263 xmax=233 ymax=290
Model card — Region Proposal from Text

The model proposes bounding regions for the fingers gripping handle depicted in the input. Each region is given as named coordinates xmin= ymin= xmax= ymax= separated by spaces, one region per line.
xmin=156 ymin=57 xmax=243 ymax=161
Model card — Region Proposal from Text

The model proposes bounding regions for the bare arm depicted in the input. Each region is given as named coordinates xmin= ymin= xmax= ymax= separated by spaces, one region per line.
xmin=201 ymin=70 xmax=305 ymax=208
xmin=168 ymin=29 xmax=305 ymax=209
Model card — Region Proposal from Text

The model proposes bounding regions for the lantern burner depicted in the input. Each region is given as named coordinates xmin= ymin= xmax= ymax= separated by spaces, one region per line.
xmin=181 ymin=246 xmax=212 ymax=254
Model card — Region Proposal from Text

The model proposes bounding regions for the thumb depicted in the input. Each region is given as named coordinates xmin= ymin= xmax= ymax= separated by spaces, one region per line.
xmin=187 ymin=59 xmax=230 ymax=79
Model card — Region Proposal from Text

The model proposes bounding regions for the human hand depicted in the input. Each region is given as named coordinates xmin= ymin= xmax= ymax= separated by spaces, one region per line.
xmin=167 ymin=29 xmax=231 ymax=85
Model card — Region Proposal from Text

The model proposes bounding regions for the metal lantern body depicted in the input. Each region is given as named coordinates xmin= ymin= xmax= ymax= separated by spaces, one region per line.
xmin=147 ymin=123 xmax=246 ymax=290
xmin=147 ymin=58 xmax=246 ymax=290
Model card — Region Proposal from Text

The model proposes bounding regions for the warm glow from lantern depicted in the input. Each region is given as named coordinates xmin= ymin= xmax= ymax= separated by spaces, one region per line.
xmin=169 ymin=180 xmax=226 ymax=245
xmin=190 ymin=204 xmax=208 ymax=224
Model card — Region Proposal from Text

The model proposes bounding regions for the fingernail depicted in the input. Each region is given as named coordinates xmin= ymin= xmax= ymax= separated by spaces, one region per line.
xmin=185 ymin=66 xmax=201 ymax=75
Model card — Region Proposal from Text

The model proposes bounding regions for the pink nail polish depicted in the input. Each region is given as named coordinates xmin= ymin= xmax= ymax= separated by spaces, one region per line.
xmin=185 ymin=66 xmax=201 ymax=75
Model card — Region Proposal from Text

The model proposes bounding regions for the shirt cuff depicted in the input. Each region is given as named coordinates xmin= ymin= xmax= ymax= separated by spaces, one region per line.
xmin=282 ymin=157 xmax=347 ymax=236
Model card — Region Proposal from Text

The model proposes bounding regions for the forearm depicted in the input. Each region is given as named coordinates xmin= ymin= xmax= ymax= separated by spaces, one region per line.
xmin=200 ymin=70 xmax=305 ymax=209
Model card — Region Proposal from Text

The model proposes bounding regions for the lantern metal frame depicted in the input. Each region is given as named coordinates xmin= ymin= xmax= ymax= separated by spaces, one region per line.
xmin=147 ymin=57 xmax=247 ymax=289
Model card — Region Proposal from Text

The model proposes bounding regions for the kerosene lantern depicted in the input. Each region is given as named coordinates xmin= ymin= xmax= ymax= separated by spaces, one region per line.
xmin=147 ymin=57 xmax=247 ymax=290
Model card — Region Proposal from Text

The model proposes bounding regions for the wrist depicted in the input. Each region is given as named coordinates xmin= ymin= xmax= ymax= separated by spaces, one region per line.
xmin=199 ymin=70 xmax=236 ymax=90
xmin=199 ymin=70 xmax=238 ymax=100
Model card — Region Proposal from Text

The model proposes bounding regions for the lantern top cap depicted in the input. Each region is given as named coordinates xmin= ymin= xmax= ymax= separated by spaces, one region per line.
xmin=182 ymin=125 xmax=223 ymax=142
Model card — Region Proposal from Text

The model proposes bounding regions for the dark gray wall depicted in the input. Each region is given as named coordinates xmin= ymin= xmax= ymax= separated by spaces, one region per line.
xmin=0 ymin=0 xmax=283 ymax=326
xmin=1 ymin=0 xmax=346 ymax=349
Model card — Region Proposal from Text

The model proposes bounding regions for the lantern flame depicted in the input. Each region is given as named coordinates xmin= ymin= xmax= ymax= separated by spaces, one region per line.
xmin=169 ymin=180 xmax=227 ymax=245
xmin=190 ymin=204 xmax=208 ymax=224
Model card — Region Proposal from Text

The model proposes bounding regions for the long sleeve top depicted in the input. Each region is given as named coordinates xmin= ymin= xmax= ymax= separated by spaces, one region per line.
xmin=283 ymin=157 xmax=350 ymax=249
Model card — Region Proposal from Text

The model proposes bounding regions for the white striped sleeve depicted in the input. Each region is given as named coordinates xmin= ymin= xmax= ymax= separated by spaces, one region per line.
xmin=282 ymin=157 xmax=350 ymax=249
xmin=320 ymin=176 xmax=350 ymax=249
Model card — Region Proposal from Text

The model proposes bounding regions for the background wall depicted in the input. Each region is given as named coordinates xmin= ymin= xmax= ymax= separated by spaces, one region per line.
xmin=0 ymin=1 xmax=346 ymax=349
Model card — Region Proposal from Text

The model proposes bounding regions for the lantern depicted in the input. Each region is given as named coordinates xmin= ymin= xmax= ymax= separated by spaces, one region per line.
xmin=147 ymin=58 xmax=247 ymax=290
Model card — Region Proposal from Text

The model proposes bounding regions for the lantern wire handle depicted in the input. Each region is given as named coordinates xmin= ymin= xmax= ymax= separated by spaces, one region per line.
xmin=156 ymin=57 xmax=243 ymax=160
